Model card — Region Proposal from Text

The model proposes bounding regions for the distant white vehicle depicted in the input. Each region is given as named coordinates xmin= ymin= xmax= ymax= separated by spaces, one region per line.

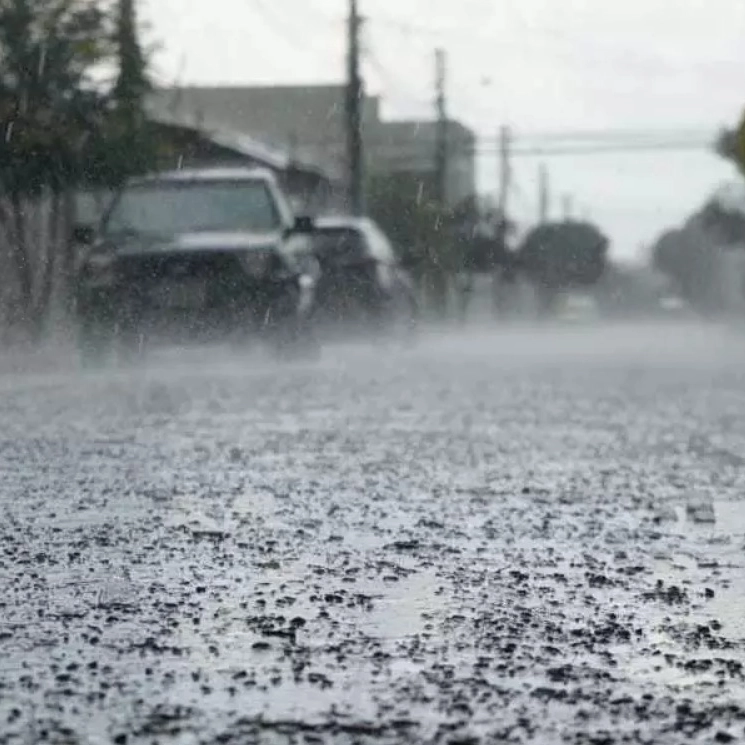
xmin=659 ymin=295 xmax=686 ymax=313
xmin=556 ymin=292 xmax=599 ymax=322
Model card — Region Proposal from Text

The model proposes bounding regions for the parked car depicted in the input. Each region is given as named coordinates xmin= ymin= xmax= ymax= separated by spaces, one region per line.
xmin=73 ymin=167 xmax=321 ymax=363
xmin=310 ymin=216 xmax=418 ymax=339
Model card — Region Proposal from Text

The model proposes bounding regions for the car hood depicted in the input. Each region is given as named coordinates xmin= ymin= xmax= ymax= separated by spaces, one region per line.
xmin=110 ymin=230 xmax=282 ymax=257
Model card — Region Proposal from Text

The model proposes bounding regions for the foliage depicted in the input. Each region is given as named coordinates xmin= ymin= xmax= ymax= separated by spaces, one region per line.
xmin=0 ymin=0 xmax=111 ymax=197
xmin=517 ymin=220 xmax=609 ymax=292
xmin=450 ymin=194 xmax=511 ymax=273
xmin=651 ymin=226 xmax=719 ymax=312
xmin=367 ymin=173 xmax=454 ymax=271
xmin=367 ymin=173 xmax=459 ymax=316
xmin=0 ymin=0 xmax=156 ymax=335
xmin=367 ymin=176 xmax=521 ymax=317
xmin=91 ymin=0 xmax=154 ymax=188
xmin=367 ymin=176 xmax=511 ymax=273
xmin=716 ymin=117 xmax=745 ymax=178
xmin=698 ymin=198 xmax=745 ymax=245
xmin=651 ymin=198 xmax=745 ymax=314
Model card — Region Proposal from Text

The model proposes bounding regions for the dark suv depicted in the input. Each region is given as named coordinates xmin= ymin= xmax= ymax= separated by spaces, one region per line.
xmin=311 ymin=216 xmax=418 ymax=339
xmin=74 ymin=167 xmax=320 ymax=362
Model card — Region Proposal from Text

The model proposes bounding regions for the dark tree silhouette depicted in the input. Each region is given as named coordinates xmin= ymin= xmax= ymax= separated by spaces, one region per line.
xmin=517 ymin=220 xmax=608 ymax=311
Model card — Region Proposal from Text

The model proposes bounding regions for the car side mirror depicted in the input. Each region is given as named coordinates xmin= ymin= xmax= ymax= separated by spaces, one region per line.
xmin=292 ymin=215 xmax=315 ymax=234
xmin=71 ymin=223 xmax=95 ymax=245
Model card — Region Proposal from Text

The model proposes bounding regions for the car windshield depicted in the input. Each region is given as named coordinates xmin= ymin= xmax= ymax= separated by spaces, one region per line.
xmin=104 ymin=179 xmax=282 ymax=237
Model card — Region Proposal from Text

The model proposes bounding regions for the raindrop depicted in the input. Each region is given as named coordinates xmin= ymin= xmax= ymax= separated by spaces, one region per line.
xmin=38 ymin=44 xmax=47 ymax=78
xmin=177 ymin=155 xmax=184 ymax=170
xmin=5 ymin=121 xmax=14 ymax=143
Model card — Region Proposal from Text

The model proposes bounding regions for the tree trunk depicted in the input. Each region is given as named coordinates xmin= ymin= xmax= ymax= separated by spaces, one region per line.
xmin=7 ymin=192 xmax=34 ymax=335
xmin=10 ymin=193 xmax=32 ymax=310
xmin=59 ymin=189 xmax=78 ymax=319
xmin=32 ymin=191 xmax=62 ymax=338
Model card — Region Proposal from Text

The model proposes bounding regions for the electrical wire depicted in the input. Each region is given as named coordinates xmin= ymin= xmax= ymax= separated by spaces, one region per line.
xmin=242 ymin=3 xmax=717 ymax=161
xmin=483 ymin=140 xmax=714 ymax=157
xmin=248 ymin=0 xmax=343 ymax=73
xmin=363 ymin=45 xmax=432 ymax=110
xmin=479 ymin=128 xmax=715 ymax=145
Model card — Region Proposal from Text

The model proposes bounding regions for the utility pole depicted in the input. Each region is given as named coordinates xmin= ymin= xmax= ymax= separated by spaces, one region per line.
xmin=538 ymin=163 xmax=549 ymax=224
xmin=497 ymin=125 xmax=511 ymax=220
xmin=562 ymin=192 xmax=573 ymax=221
xmin=434 ymin=48 xmax=447 ymax=207
xmin=345 ymin=0 xmax=364 ymax=215
xmin=493 ymin=125 xmax=512 ymax=318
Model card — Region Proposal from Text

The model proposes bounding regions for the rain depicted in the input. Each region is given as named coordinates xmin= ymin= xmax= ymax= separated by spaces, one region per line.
xmin=1 ymin=1 xmax=745 ymax=743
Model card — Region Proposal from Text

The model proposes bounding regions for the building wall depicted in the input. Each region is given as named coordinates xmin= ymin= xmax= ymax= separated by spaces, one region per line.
xmin=148 ymin=86 xmax=477 ymax=210
xmin=74 ymin=122 xmax=340 ymax=226
xmin=148 ymin=85 xmax=379 ymax=184
xmin=368 ymin=120 xmax=476 ymax=207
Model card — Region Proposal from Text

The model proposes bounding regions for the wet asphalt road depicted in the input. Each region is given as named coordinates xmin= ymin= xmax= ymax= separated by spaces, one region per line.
xmin=3 ymin=322 xmax=745 ymax=744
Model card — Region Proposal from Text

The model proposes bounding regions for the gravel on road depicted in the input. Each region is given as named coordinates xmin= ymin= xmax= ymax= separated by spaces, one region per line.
xmin=2 ymin=322 xmax=745 ymax=744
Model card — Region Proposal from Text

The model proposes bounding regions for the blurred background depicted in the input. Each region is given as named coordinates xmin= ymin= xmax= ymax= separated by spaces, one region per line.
xmin=1 ymin=0 xmax=745 ymax=341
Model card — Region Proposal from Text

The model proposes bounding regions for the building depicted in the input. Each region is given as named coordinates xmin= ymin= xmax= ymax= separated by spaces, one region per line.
xmin=75 ymin=110 xmax=341 ymax=227
xmin=147 ymin=85 xmax=379 ymax=187
xmin=146 ymin=109 xmax=341 ymax=212
xmin=147 ymin=84 xmax=477 ymax=210
xmin=369 ymin=120 xmax=476 ymax=207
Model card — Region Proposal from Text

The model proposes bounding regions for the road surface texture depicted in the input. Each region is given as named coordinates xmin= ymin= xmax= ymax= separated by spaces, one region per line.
xmin=2 ymin=322 xmax=745 ymax=744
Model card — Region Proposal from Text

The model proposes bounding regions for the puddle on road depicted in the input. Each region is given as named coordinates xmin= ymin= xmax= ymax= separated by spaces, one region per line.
xmin=713 ymin=500 xmax=745 ymax=536
xmin=163 ymin=488 xmax=280 ymax=535
xmin=352 ymin=569 xmax=445 ymax=640
xmin=639 ymin=497 xmax=745 ymax=691
xmin=704 ymin=575 xmax=745 ymax=642
xmin=171 ymin=563 xmax=446 ymax=667
xmin=671 ymin=499 xmax=745 ymax=538
xmin=155 ymin=567 xmax=446 ymax=729
xmin=653 ymin=504 xmax=745 ymax=639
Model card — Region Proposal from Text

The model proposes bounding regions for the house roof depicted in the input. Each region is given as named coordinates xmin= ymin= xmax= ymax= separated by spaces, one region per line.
xmin=147 ymin=85 xmax=377 ymax=181
xmin=131 ymin=165 xmax=279 ymax=185
xmin=147 ymin=107 xmax=335 ymax=182
xmin=149 ymin=85 xmax=379 ymax=145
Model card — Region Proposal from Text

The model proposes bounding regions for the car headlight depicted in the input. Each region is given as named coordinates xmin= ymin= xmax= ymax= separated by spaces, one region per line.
xmin=298 ymin=274 xmax=315 ymax=290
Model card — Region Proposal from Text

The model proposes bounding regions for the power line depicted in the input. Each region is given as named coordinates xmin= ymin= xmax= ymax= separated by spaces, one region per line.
xmin=429 ymin=139 xmax=713 ymax=157
xmin=494 ymin=140 xmax=714 ymax=156
xmin=249 ymin=0 xmax=343 ymax=72
xmin=364 ymin=46 xmax=431 ymax=109
xmin=497 ymin=126 xmax=511 ymax=217
xmin=538 ymin=164 xmax=549 ymax=224
xmin=479 ymin=128 xmax=715 ymax=145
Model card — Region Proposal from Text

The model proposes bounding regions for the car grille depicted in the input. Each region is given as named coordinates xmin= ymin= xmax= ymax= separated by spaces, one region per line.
xmin=117 ymin=251 xmax=242 ymax=283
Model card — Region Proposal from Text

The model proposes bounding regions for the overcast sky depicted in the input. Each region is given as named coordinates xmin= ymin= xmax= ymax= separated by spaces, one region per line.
xmin=140 ymin=0 xmax=745 ymax=261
